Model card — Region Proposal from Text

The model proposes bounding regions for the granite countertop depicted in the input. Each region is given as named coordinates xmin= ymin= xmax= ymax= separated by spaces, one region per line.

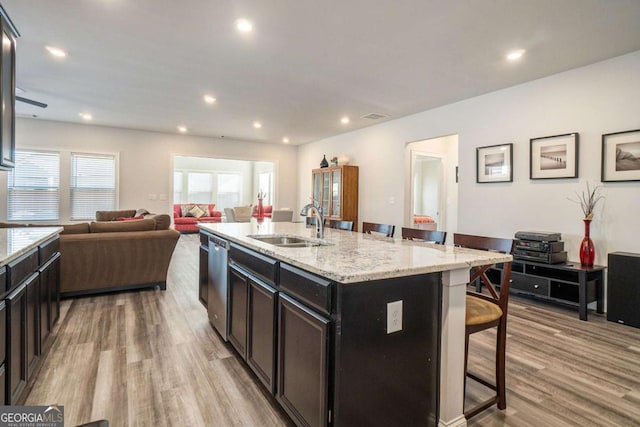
xmin=199 ymin=220 xmax=512 ymax=283
xmin=0 ymin=227 xmax=63 ymax=268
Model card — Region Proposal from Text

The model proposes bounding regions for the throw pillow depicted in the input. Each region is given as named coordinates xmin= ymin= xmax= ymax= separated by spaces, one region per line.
xmin=197 ymin=204 xmax=210 ymax=217
xmin=117 ymin=215 xmax=145 ymax=221
xmin=135 ymin=208 xmax=150 ymax=217
xmin=189 ymin=205 xmax=206 ymax=218
xmin=181 ymin=204 xmax=195 ymax=217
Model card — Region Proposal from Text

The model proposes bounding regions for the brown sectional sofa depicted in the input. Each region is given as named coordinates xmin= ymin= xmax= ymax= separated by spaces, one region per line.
xmin=2 ymin=211 xmax=180 ymax=297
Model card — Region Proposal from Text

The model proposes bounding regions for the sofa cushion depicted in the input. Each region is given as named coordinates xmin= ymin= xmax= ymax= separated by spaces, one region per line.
xmin=90 ymin=218 xmax=156 ymax=233
xmin=173 ymin=204 xmax=183 ymax=218
xmin=61 ymin=223 xmax=91 ymax=234
xmin=96 ymin=210 xmax=137 ymax=221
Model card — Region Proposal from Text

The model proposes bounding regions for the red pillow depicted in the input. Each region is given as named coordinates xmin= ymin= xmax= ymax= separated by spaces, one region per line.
xmin=117 ymin=215 xmax=144 ymax=221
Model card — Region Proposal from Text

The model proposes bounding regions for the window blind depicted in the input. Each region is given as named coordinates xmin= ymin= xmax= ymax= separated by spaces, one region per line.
xmin=7 ymin=150 xmax=60 ymax=221
xmin=71 ymin=153 xmax=116 ymax=220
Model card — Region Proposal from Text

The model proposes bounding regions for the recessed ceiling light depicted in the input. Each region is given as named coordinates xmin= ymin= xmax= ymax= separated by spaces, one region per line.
xmin=203 ymin=94 xmax=216 ymax=104
xmin=236 ymin=18 xmax=253 ymax=33
xmin=79 ymin=112 xmax=92 ymax=120
xmin=45 ymin=46 xmax=67 ymax=58
xmin=253 ymin=121 xmax=262 ymax=129
xmin=177 ymin=126 xmax=187 ymax=133
xmin=506 ymin=49 xmax=525 ymax=61
xmin=341 ymin=116 xmax=350 ymax=124
xmin=282 ymin=137 xmax=290 ymax=144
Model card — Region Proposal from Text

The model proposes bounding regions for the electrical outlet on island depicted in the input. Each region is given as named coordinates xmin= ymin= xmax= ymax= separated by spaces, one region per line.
xmin=387 ymin=300 xmax=403 ymax=334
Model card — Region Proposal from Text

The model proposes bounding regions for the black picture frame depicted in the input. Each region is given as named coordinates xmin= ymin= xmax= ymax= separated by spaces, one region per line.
xmin=529 ymin=133 xmax=579 ymax=179
xmin=601 ymin=129 xmax=640 ymax=182
xmin=476 ymin=143 xmax=513 ymax=183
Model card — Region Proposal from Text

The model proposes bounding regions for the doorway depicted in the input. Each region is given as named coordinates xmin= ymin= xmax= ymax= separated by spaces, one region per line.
xmin=405 ymin=135 xmax=458 ymax=240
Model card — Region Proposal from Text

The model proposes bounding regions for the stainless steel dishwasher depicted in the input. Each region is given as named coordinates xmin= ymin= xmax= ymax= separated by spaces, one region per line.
xmin=208 ymin=235 xmax=229 ymax=341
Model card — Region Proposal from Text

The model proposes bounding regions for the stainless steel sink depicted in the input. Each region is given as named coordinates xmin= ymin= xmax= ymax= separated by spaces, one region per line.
xmin=248 ymin=234 xmax=330 ymax=248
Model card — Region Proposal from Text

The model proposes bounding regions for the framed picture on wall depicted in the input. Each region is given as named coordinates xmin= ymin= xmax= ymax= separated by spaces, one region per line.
xmin=602 ymin=129 xmax=640 ymax=182
xmin=530 ymin=133 xmax=579 ymax=179
xmin=476 ymin=143 xmax=513 ymax=183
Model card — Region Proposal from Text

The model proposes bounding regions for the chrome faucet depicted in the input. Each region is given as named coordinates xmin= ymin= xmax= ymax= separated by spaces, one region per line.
xmin=300 ymin=199 xmax=324 ymax=239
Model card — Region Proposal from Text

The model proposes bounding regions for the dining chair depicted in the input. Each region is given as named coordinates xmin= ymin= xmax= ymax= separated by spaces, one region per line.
xmin=271 ymin=209 xmax=293 ymax=222
xmin=324 ymin=219 xmax=354 ymax=231
xmin=362 ymin=221 xmax=395 ymax=237
xmin=453 ymin=233 xmax=514 ymax=420
xmin=223 ymin=207 xmax=235 ymax=222
xmin=401 ymin=227 xmax=446 ymax=244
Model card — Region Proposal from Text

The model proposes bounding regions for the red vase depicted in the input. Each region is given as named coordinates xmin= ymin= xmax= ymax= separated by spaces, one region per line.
xmin=579 ymin=219 xmax=595 ymax=267
xmin=257 ymin=198 xmax=265 ymax=221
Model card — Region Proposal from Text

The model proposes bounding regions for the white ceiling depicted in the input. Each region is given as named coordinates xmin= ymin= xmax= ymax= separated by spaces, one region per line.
xmin=4 ymin=0 xmax=640 ymax=145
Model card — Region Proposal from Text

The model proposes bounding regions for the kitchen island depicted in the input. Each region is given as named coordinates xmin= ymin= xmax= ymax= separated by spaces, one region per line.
xmin=199 ymin=221 xmax=511 ymax=427
xmin=0 ymin=226 xmax=62 ymax=404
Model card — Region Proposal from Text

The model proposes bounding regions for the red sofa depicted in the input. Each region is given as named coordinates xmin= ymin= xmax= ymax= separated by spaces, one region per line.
xmin=173 ymin=204 xmax=222 ymax=233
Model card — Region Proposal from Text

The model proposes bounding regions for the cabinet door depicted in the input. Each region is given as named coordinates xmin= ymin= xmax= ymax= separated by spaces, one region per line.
xmin=0 ymin=301 xmax=6 ymax=404
xmin=277 ymin=294 xmax=330 ymax=427
xmin=0 ymin=17 xmax=16 ymax=170
xmin=199 ymin=246 xmax=208 ymax=308
xmin=312 ymin=172 xmax=322 ymax=203
xmin=331 ymin=169 xmax=341 ymax=217
xmin=228 ymin=266 xmax=249 ymax=359
xmin=247 ymin=279 xmax=277 ymax=394
xmin=6 ymin=279 xmax=28 ymax=404
xmin=38 ymin=253 xmax=60 ymax=350
xmin=26 ymin=273 xmax=40 ymax=379
xmin=321 ymin=172 xmax=330 ymax=215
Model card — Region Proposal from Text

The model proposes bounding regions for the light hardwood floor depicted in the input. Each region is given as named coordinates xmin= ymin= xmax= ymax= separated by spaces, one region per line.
xmin=26 ymin=234 xmax=640 ymax=426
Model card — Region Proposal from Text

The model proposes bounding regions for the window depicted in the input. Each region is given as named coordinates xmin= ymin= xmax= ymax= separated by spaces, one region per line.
xmin=258 ymin=171 xmax=273 ymax=205
xmin=70 ymin=153 xmax=116 ymax=220
xmin=7 ymin=150 xmax=60 ymax=221
xmin=217 ymin=173 xmax=241 ymax=209
xmin=173 ymin=171 xmax=183 ymax=203
xmin=187 ymin=172 xmax=213 ymax=203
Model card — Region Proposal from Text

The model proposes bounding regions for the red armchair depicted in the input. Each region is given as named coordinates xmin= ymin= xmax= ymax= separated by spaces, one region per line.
xmin=173 ymin=203 xmax=222 ymax=233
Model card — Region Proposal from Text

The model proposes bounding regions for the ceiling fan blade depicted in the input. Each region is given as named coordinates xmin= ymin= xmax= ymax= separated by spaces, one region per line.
xmin=16 ymin=96 xmax=48 ymax=108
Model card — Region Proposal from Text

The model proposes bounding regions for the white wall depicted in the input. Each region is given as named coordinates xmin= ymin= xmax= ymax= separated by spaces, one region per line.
xmin=0 ymin=119 xmax=298 ymax=222
xmin=298 ymin=50 xmax=640 ymax=265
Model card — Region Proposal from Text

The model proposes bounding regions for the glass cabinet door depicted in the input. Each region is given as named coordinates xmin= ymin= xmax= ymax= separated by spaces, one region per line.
xmin=313 ymin=172 xmax=322 ymax=203
xmin=322 ymin=172 xmax=330 ymax=214
xmin=331 ymin=169 xmax=341 ymax=217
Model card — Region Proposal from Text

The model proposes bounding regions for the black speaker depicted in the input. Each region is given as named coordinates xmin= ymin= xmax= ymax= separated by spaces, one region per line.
xmin=607 ymin=252 xmax=640 ymax=328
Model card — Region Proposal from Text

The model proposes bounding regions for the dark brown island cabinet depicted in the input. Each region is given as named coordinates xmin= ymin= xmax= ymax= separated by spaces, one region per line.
xmin=2 ymin=235 xmax=61 ymax=404
xmin=199 ymin=230 xmax=442 ymax=427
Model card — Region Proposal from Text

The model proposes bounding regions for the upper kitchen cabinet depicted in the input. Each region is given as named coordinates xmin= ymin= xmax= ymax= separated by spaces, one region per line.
xmin=0 ymin=5 xmax=17 ymax=170
xmin=312 ymin=165 xmax=358 ymax=230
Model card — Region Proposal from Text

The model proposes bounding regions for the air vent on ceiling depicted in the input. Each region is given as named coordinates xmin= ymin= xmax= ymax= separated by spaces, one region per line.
xmin=361 ymin=112 xmax=388 ymax=120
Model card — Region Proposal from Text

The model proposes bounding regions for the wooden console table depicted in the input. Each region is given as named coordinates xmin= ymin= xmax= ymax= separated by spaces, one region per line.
xmin=490 ymin=260 xmax=605 ymax=321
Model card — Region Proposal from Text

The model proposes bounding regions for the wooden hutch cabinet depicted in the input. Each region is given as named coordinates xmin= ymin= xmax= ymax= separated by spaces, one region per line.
xmin=312 ymin=165 xmax=358 ymax=230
